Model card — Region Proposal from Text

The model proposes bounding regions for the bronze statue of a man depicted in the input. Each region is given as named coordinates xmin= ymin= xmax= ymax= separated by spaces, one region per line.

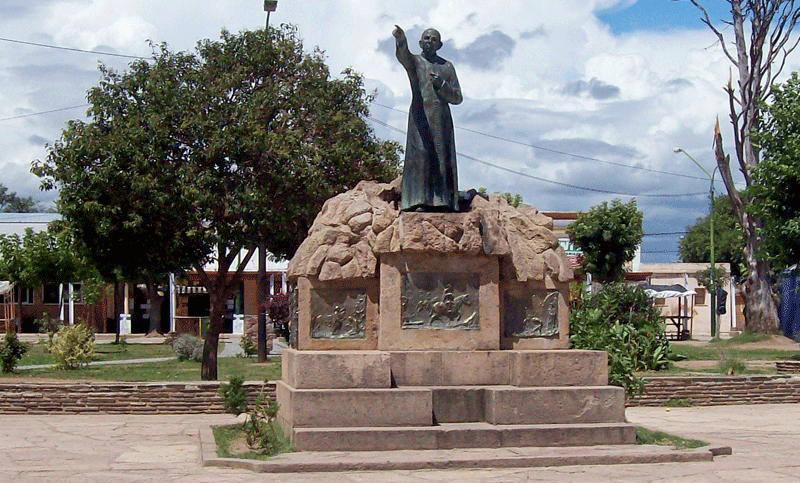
xmin=393 ymin=25 xmax=463 ymax=212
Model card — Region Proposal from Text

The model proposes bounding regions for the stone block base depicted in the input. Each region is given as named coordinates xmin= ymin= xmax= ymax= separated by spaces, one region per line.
xmin=277 ymin=349 xmax=631 ymax=452
xmin=389 ymin=350 xmax=608 ymax=387
xmin=276 ymin=381 xmax=432 ymax=428
xmin=281 ymin=350 xmax=391 ymax=389
xmin=485 ymin=386 xmax=625 ymax=425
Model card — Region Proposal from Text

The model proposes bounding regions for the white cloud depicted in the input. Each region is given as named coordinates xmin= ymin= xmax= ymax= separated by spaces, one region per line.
xmin=0 ymin=0 xmax=791 ymax=261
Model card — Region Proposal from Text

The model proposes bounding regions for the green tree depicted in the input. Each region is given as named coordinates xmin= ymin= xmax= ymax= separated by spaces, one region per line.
xmin=0 ymin=228 xmax=88 ymax=290
xmin=687 ymin=0 xmax=800 ymax=333
xmin=678 ymin=196 xmax=746 ymax=279
xmin=749 ymin=72 xmax=800 ymax=269
xmin=0 ymin=184 xmax=40 ymax=213
xmin=0 ymin=228 xmax=99 ymax=325
xmin=567 ymin=199 xmax=643 ymax=284
xmin=34 ymin=26 xmax=400 ymax=380
xmin=33 ymin=46 xmax=210 ymax=335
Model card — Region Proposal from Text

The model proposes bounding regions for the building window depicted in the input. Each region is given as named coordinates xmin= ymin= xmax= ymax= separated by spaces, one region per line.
xmin=41 ymin=284 xmax=83 ymax=304
xmin=18 ymin=287 xmax=34 ymax=305
xmin=43 ymin=284 xmax=61 ymax=304
xmin=653 ymin=298 xmax=666 ymax=307
xmin=695 ymin=287 xmax=707 ymax=306
xmin=71 ymin=284 xmax=84 ymax=304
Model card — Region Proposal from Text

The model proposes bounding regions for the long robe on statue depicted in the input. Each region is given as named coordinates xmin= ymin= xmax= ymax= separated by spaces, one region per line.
xmin=396 ymin=36 xmax=463 ymax=212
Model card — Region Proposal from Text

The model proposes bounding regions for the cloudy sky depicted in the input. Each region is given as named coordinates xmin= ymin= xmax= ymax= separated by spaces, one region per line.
xmin=0 ymin=0 xmax=794 ymax=262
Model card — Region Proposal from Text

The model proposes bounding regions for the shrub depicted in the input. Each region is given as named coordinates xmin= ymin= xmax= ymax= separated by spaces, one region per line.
xmin=570 ymin=283 xmax=672 ymax=397
xmin=239 ymin=333 xmax=256 ymax=358
xmin=36 ymin=313 xmax=62 ymax=347
xmin=244 ymin=386 xmax=282 ymax=455
xmin=717 ymin=352 xmax=747 ymax=375
xmin=0 ymin=331 xmax=28 ymax=373
xmin=219 ymin=375 xmax=250 ymax=417
xmin=267 ymin=293 xmax=291 ymax=340
xmin=172 ymin=333 xmax=203 ymax=362
xmin=49 ymin=323 xmax=95 ymax=369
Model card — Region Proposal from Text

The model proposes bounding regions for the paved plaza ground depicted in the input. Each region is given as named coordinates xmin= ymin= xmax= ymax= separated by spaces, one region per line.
xmin=0 ymin=403 xmax=798 ymax=482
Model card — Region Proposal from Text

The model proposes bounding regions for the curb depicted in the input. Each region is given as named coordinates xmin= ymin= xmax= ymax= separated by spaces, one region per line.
xmin=198 ymin=425 xmax=730 ymax=473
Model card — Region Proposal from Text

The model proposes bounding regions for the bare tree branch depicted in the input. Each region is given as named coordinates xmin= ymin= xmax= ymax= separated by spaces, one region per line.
xmin=686 ymin=0 xmax=740 ymax=65
xmin=714 ymin=118 xmax=743 ymax=215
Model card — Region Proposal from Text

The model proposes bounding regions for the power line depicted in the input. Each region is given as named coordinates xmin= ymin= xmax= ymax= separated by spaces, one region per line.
xmin=643 ymin=231 xmax=688 ymax=236
xmin=0 ymin=36 xmax=147 ymax=60
xmin=371 ymin=101 xmax=708 ymax=181
xmin=0 ymin=104 xmax=90 ymax=123
xmin=368 ymin=116 xmax=706 ymax=198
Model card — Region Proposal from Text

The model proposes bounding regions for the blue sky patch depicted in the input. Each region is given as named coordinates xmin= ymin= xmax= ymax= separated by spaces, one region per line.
xmin=598 ymin=0 xmax=733 ymax=34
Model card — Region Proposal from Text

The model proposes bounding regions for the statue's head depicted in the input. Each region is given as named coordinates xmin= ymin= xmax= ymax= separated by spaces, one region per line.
xmin=419 ymin=28 xmax=442 ymax=56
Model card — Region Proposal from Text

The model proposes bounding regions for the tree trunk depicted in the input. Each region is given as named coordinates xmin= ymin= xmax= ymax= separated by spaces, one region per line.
xmin=145 ymin=277 xmax=164 ymax=335
xmin=201 ymin=291 xmax=226 ymax=381
xmin=742 ymin=230 xmax=779 ymax=333
xmin=199 ymin=244 xmax=255 ymax=381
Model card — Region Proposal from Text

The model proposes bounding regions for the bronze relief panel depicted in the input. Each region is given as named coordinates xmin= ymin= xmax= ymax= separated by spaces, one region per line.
xmin=504 ymin=289 xmax=559 ymax=338
xmin=309 ymin=289 xmax=367 ymax=339
xmin=401 ymin=272 xmax=480 ymax=330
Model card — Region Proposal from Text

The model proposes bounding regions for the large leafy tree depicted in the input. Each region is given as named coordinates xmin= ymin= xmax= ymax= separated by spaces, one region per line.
xmin=678 ymin=195 xmax=746 ymax=279
xmin=567 ymin=198 xmax=643 ymax=284
xmin=35 ymin=26 xmax=400 ymax=380
xmin=34 ymin=47 xmax=209 ymax=335
xmin=686 ymin=0 xmax=800 ymax=333
xmin=749 ymin=72 xmax=800 ymax=269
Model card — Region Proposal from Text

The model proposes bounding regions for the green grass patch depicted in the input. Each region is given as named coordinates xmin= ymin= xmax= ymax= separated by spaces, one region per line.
xmin=3 ymin=342 xmax=281 ymax=382
xmin=671 ymin=345 xmax=800 ymax=362
xmin=4 ymin=358 xmax=280 ymax=382
xmin=636 ymin=426 xmax=707 ymax=449
xmin=212 ymin=423 xmax=293 ymax=460
xmin=18 ymin=342 xmax=174 ymax=367
xmin=637 ymin=364 xmax=777 ymax=377
xmin=710 ymin=331 xmax=771 ymax=345
xmin=717 ymin=353 xmax=747 ymax=375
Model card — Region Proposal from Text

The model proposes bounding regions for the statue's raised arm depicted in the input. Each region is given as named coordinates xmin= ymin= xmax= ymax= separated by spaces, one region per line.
xmin=394 ymin=26 xmax=462 ymax=213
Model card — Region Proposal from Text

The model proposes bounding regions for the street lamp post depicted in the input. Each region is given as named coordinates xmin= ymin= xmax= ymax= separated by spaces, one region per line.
xmin=264 ymin=0 xmax=278 ymax=29
xmin=257 ymin=0 xmax=278 ymax=363
xmin=675 ymin=148 xmax=720 ymax=339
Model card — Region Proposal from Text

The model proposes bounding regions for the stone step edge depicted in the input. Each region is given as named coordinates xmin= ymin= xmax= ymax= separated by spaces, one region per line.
xmin=199 ymin=426 xmax=726 ymax=474
xmin=288 ymin=422 xmax=636 ymax=451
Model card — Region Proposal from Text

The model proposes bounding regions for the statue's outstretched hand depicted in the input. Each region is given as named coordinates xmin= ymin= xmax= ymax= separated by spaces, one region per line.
xmin=393 ymin=25 xmax=406 ymax=41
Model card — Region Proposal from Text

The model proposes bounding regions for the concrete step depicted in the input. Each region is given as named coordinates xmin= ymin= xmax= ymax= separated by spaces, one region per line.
xmin=289 ymin=421 xmax=637 ymax=452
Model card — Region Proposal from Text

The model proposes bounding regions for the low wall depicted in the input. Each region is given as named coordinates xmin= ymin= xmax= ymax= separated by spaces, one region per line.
xmin=1 ymin=376 xmax=799 ymax=414
xmin=627 ymin=375 xmax=800 ymax=407
xmin=0 ymin=381 xmax=275 ymax=415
